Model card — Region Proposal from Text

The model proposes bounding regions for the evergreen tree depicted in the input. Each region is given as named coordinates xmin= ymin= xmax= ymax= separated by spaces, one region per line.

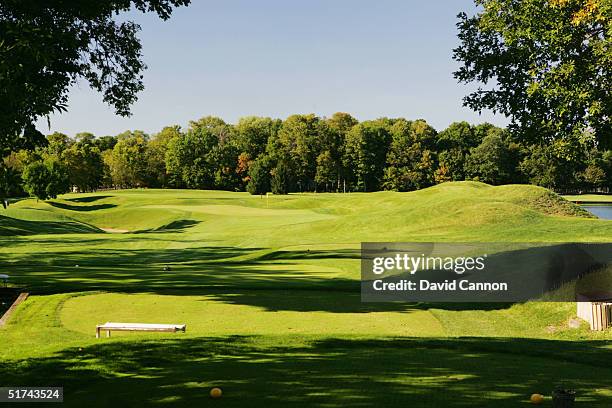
xmin=271 ymin=160 xmax=292 ymax=195
xmin=246 ymin=157 xmax=271 ymax=195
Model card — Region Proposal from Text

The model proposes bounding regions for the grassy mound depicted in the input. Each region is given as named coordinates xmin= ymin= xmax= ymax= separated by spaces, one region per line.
xmin=1 ymin=182 xmax=598 ymax=237
xmin=0 ymin=214 xmax=101 ymax=236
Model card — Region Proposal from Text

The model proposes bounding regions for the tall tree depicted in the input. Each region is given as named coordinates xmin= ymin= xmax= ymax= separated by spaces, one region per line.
xmin=454 ymin=0 xmax=612 ymax=147
xmin=234 ymin=117 xmax=281 ymax=188
xmin=344 ymin=119 xmax=392 ymax=192
xmin=276 ymin=114 xmax=326 ymax=192
xmin=1 ymin=151 xmax=28 ymax=202
xmin=147 ymin=126 xmax=181 ymax=188
xmin=61 ymin=137 xmax=104 ymax=192
xmin=108 ymin=130 xmax=150 ymax=188
xmin=21 ymin=162 xmax=49 ymax=201
xmin=519 ymin=135 xmax=590 ymax=191
xmin=436 ymin=122 xmax=486 ymax=182
xmin=94 ymin=136 xmax=119 ymax=152
xmin=46 ymin=132 xmax=72 ymax=156
xmin=315 ymin=151 xmax=337 ymax=192
xmin=271 ymin=160 xmax=293 ymax=195
xmin=246 ymin=156 xmax=271 ymax=195
xmin=316 ymin=112 xmax=357 ymax=191
xmin=22 ymin=158 xmax=69 ymax=200
xmin=235 ymin=117 xmax=281 ymax=160
xmin=165 ymin=120 xmax=221 ymax=189
xmin=464 ymin=129 xmax=522 ymax=185
xmin=210 ymin=137 xmax=241 ymax=191
xmin=383 ymin=119 xmax=438 ymax=191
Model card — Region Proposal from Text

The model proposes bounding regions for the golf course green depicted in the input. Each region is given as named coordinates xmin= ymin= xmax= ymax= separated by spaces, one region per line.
xmin=1 ymin=181 xmax=611 ymax=406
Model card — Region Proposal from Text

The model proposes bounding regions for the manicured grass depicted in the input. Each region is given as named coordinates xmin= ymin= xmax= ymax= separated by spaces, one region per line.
xmin=563 ymin=194 xmax=612 ymax=203
xmin=1 ymin=182 xmax=611 ymax=406
xmin=60 ymin=292 xmax=444 ymax=337
xmin=3 ymin=335 xmax=612 ymax=407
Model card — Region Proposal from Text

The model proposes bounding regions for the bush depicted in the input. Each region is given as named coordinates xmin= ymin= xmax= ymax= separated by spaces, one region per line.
xmin=22 ymin=159 xmax=69 ymax=200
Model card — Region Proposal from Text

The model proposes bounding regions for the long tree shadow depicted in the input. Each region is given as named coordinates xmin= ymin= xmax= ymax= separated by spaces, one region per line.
xmin=205 ymin=291 xmax=512 ymax=313
xmin=66 ymin=196 xmax=114 ymax=203
xmin=48 ymin=202 xmax=117 ymax=211
xmin=0 ymin=215 xmax=102 ymax=236
xmin=0 ymin=246 xmax=516 ymax=312
xmin=137 ymin=219 xmax=201 ymax=234
xmin=204 ymin=290 xmax=422 ymax=313
xmin=1 ymin=336 xmax=611 ymax=407
xmin=258 ymin=249 xmax=361 ymax=261
xmin=5 ymin=244 xmax=608 ymax=312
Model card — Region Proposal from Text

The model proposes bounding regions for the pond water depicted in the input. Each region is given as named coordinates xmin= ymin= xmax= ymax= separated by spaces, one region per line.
xmin=582 ymin=205 xmax=612 ymax=220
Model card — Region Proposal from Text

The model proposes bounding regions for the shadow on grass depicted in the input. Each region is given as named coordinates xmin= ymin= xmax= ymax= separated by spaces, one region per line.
xmin=258 ymin=249 xmax=361 ymax=261
xmin=0 ymin=215 xmax=101 ymax=236
xmin=204 ymin=290 xmax=425 ymax=313
xmin=65 ymin=196 xmax=114 ymax=203
xmin=204 ymin=290 xmax=513 ymax=313
xmin=137 ymin=219 xmax=201 ymax=234
xmin=48 ymin=202 xmax=117 ymax=212
xmin=0 ymin=246 xmax=515 ymax=312
xmin=1 ymin=336 xmax=611 ymax=407
xmin=6 ymin=244 xmax=608 ymax=312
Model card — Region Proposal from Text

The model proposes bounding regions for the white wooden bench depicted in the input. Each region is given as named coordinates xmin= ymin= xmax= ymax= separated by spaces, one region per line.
xmin=96 ymin=322 xmax=186 ymax=338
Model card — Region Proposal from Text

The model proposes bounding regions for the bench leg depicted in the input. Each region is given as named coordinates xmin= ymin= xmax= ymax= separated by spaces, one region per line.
xmin=107 ymin=330 xmax=111 ymax=338
xmin=96 ymin=328 xmax=100 ymax=339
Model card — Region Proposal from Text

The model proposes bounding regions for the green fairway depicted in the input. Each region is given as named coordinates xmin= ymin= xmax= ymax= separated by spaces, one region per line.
xmin=1 ymin=182 xmax=611 ymax=406
xmin=563 ymin=194 xmax=612 ymax=203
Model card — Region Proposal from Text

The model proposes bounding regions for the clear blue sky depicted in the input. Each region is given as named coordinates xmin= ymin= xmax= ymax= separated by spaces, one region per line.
xmin=39 ymin=0 xmax=507 ymax=136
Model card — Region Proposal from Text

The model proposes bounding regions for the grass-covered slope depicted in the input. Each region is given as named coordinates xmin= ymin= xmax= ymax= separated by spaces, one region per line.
xmin=1 ymin=182 xmax=609 ymax=294
xmin=0 ymin=181 xmax=605 ymax=237
xmin=1 ymin=182 xmax=611 ymax=407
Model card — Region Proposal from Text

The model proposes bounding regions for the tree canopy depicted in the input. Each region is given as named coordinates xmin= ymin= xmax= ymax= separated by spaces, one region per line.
xmin=454 ymin=0 xmax=611 ymax=147
xmin=0 ymin=0 xmax=190 ymax=162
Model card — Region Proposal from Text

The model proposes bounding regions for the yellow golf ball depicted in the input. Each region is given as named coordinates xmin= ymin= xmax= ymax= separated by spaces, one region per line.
xmin=210 ymin=387 xmax=223 ymax=399
xmin=530 ymin=393 xmax=544 ymax=404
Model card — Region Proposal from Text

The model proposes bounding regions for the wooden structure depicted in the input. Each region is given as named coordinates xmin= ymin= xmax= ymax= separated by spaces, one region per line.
xmin=96 ymin=322 xmax=186 ymax=338
xmin=577 ymin=292 xmax=612 ymax=331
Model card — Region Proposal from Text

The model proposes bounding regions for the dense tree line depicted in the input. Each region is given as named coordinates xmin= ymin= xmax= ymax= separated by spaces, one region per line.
xmin=3 ymin=1 xmax=610 ymax=203
xmin=3 ymin=113 xmax=611 ymax=201
xmin=3 ymin=1 xmax=610 ymax=204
